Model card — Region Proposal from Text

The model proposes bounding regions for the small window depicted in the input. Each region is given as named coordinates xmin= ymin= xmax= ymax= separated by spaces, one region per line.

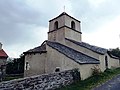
xmin=71 ymin=21 xmax=75 ymax=29
xmin=25 ymin=62 xmax=30 ymax=70
xmin=54 ymin=21 xmax=58 ymax=29
xmin=55 ymin=67 xmax=60 ymax=72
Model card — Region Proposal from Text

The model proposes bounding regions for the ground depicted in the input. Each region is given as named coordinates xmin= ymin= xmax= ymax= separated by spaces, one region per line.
xmin=93 ymin=74 xmax=120 ymax=90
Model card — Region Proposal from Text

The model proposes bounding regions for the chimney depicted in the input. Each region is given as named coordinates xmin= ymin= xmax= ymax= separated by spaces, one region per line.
xmin=0 ymin=42 xmax=2 ymax=50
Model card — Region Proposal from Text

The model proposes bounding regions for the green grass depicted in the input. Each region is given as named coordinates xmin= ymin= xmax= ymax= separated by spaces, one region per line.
xmin=56 ymin=68 xmax=120 ymax=90
xmin=2 ymin=75 xmax=23 ymax=81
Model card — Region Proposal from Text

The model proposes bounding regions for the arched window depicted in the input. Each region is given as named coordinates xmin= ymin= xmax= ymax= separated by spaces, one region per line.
xmin=54 ymin=21 xmax=58 ymax=30
xmin=71 ymin=21 xmax=75 ymax=29
xmin=105 ymin=56 xmax=108 ymax=69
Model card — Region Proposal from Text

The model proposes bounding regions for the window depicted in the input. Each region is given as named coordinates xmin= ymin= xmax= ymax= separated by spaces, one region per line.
xmin=25 ymin=62 xmax=30 ymax=70
xmin=55 ymin=67 xmax=60 ymax=72
xmin=54 ymin=21 xmax=58 ymax=29
xmin=71 ymin=21 xmax=75 ymax=29
xmin=105 ymin=56 xmax=108 ymax=69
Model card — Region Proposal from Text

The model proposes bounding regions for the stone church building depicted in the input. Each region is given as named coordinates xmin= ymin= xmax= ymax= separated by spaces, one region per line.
xmin=24 ymin=12 xmax=120 ymax=80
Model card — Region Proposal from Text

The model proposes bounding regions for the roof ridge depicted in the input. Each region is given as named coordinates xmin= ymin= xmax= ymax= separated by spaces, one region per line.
xmin=65 ymin=38 xmax=107 ymax=55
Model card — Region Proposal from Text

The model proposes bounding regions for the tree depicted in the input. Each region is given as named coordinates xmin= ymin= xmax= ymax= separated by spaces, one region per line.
xmin=6 ymin=55 xmax=25 ymax=74
xmin=109 ymin=48 xmax=120 ymax=58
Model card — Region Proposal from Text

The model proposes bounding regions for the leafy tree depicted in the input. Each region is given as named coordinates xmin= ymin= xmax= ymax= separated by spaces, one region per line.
xmin=109 ymin=48 xmax=120 ymax=58
xmin=6 ymin=55 xmax=25 ymax=74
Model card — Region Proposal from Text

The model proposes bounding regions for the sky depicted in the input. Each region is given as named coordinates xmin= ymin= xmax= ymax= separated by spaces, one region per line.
xmin=0 ymin=0 xmax=120 ymax=58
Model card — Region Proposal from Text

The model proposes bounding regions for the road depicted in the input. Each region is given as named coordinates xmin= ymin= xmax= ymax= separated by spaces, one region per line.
xmin=93 ymin=74 xmax=120 ymax=90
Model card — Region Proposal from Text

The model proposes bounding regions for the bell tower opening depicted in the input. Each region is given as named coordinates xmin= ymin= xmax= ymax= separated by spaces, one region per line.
xmin=71 ymin=21 xmax=75 ymax=29
xmin=54 ymin=21 xmax=58 ymax=30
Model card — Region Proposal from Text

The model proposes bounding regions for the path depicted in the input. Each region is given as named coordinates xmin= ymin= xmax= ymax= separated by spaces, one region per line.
xmin=93 ymin=74 xmax=120 ymax=90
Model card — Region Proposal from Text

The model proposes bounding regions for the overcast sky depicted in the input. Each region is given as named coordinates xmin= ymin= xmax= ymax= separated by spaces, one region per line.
xmin=0 ymin=0 xmax=120 ymax=58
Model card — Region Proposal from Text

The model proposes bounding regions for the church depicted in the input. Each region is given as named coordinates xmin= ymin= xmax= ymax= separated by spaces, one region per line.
xmin=23 ymin=12 xmax=120 ymax=80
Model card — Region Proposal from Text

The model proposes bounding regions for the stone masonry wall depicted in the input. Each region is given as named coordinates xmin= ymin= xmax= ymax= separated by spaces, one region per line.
xmin=0 ymin=69 xmax=80 ymax=90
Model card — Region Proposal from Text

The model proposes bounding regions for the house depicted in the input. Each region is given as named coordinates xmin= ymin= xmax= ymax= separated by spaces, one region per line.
xmin=23 ymin=12 xmax=120 ymax=80
xmin=0 ymin=42 xmax=8 ymax=74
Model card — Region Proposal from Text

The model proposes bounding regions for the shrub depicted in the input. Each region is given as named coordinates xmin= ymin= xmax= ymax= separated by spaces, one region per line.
xmin=91 ymin=65 xmax=101 ymax=76
xmin=72 ymin=68 xmax=81 ymax=81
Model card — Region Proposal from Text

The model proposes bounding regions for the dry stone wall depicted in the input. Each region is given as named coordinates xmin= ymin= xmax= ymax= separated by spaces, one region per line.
xmin=0 ymin=69 xmax=80 ymax=90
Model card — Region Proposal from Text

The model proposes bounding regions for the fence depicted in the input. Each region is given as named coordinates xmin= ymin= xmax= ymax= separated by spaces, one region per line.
xmin=0 ymin=69 xmax=80 ymax=90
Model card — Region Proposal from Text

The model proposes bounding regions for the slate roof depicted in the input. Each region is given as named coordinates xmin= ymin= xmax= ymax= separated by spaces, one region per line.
xmin=0 ymin=49 xmax=8 ymax=58
xmin=65 ymin=38 xmax=107 ymax=55
xmin=24 ymin=41 xmax=47 ymax=54
xmin=47 ymin=41 xmax=100 ymax=64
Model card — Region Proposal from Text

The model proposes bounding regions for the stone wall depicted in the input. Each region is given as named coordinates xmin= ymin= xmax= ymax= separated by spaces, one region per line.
xmin=0 ymin=69 xmax=80 ymax=90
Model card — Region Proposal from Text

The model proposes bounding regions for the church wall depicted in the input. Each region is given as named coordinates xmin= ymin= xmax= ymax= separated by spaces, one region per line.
xmin=48 ymin=28 xmax=65 ymax=44
xmin=45 ymin=45 xmax=62 ymax=73
xmin=98 ymin=55 xmax=106 ymax=72
xmin=46 ymin=45 xmax=97 ymax=80
xmin=24 ymin=53 xmax=47 ymax=77
xmin=107 ymin=55 xmax=120 ymax=69
xmin=65 ymin=27 xmax=81 ymax=42
xmin=98 ymin=54 xmax=120 ymax=72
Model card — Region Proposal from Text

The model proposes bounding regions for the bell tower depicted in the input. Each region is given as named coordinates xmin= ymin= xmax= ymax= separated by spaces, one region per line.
xmin=48 ymin=12 xmax=82 ymax=44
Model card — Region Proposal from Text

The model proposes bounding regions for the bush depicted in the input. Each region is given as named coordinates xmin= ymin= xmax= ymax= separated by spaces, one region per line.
xmin=91 ymin=65 xmax=101 ymax=76
xmin=72 ymin=68 xmax=81 ymax=81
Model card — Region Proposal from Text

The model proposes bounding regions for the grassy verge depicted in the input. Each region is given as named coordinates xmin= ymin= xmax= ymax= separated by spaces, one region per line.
xmin=2 ymin=74 xmax=23 ymax=81
xmin=57 ymin=68 xmax=120 ymax=90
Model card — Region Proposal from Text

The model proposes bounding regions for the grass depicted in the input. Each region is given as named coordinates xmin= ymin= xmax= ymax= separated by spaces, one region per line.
xmin=56 ymin=67 xmax=120 ymax=90
xmin=2 ymin=74 xmax=23 ymax=81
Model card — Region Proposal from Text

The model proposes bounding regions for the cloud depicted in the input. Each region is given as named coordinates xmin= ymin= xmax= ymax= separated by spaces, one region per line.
xmin=0 ymin=0 xmax=42 ymax=45
xmin=0 ymin=0 xmax=120 ymax=57
xmin=0 ymin=0 xmax=72 ymax=57
xmin=69 ymin=0 xmax=120 ymax=33
xmin=83 ymin=15 xmax=120 ymax=49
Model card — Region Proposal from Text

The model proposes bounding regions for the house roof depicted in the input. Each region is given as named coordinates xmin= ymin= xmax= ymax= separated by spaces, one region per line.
xmin=23 ymin=41 xmax=47 ymax=54
xmin=0 ymin=49 xmax=8 ymax=58
xmin=65 ymin=38 xmax=107 ymax=55
xmin=47 ymin=41 xmax=100 ymax=64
